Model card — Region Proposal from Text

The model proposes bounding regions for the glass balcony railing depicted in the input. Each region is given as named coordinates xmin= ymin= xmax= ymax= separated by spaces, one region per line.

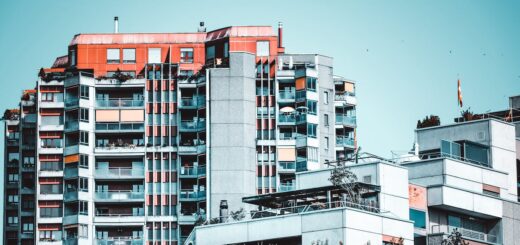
xmin=65 ymin=98 xmax=79 ymax=107
xmin=296 ymin=157 xmax=307 ymax=172
xmin=96 ymin=99 xmax=144 ymax=108
xmin=96 ymin=237 xmax=144 ymax=245
xmin=278 ymin=113 xmax=306 ymax=124
xmin=278 ymin=162 xmax=296 ymax=170
xmin=179 ymin=96 xmax=205 ymax=108
xmin=179 ymin=119 xmax=205 ymax=131
xmin=278 ymin=91 xmax=295 ymax=100
xmin=65 ymin=120 xmax=79 ymax=130
xmin=179 ymin=190 xmax=206 ymax=200
xmin=95 ymin=167 xmax=144 ymax=179
xmin=278 ymin=183 xmax=295 ymax=192
xmin=336 ymin=137 xmax=355 ymax=148
xmin=95 ymin=123 xmax=144 ymax=132
xmin=335 ymin=115 xmax=356 ymax=127
xmin=180 ymin=165 xmax=206 ymax=176
xmin=95 ymin=191 xmax=145 ymax=201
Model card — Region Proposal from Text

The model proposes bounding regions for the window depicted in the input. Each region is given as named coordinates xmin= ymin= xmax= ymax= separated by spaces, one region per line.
xmin=23 ymin=156 xmax=35 ymax=167
xmin=307 ymin=123 xmax=317 ymax=138
xmin=7 ymin=215 xmax=18 ymax=225
xmin=148 ymin=48 xmax=162 ymax=64
xmin=180 ymin=48 xmax=194 ymax=63
xmin=79 ymin=108 xmax=89 ymax=122
xmin=206 ymin=46 xmax=215 ymax=61
xmin=8 ymin=194 xmax=19 ymax=203
xmin=179 ymin=70 xmax=194 ymax=77
xmin=106 ymin=49 xmax=120 ymax=64
xmin=40 ymin=207 xmax=62 ymax=217
xmin=79 ymin=154 xmax=88 ymax=168
xmin=79 ymin=131 xmax=88 ymax=145
xmin=22 ymin=221 xmax=34 ymax=233
xmin=78 ymin=178 xmax=88 ymax=192
xmin=40 ymin=184 xmax=62 ymax=194
xmin=363 ymin=175 xmax=372 ymax=183
xmin=79 ymin=224 xmax=88 ymax=238
xmin=123 ymin=49 xmax=136 ymax=63
xmin=307 ymin=100 xmax=317 ymax=115
xmin=409 ymin=209 xmax=426 ymax=229
xmin=8 ymin=173 xmax=19 ymax=183
xmin=256 ymin=41 xmax=270 ymax=57
xmin=70 ymin=49 xmax=76 ymax=66
xmin=79 ymin=201 xmax=88 ymax=215
xmin=306 ymin=77 xmax=317 ymax=91
xmin=324 ymin=114 xmax=329 ymax=126
xmin=324 ymin=91 xmax=329 ymax=104
xmin=41 ymin=139 xmax=62 ymax=148
xmin=324 ymin=137 xmax=329 ymax=150
xmin=80 ymin=85 xmax=89 ymax=99
xmin=224 ymin=42 xmax=229 ymax=58
xmin=464 ymin=141 xmax=489 ymax=166
xmin=308 ymin=147 xmax=319 ymax=162
xmin=41 ymin=93 xmax=54 ymax=102
xmin=39 ymin=230 xmax=62 ymax=242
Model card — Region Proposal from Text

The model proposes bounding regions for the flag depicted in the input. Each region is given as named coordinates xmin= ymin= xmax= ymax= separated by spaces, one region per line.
xmin=457 ymin=79 xmax=463 ymax=107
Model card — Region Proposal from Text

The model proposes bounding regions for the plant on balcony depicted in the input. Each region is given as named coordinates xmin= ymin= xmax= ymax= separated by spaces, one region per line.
xmin=230 ymin=208 xmax=246 ymax=221
xmin=96 ymin=69 xmax=133 ymax=82
xmin=329 ymin=163 xmax=359 ymax=203
xmin=1 ymin=109 xmax=20 ymax=121
xmin=459 ymin=108 xmax=483 ymax=122
xmin=417 ymin=115 xmax=441 ymax=129
xmin=441 ymin=228 xmax=469 ymax=245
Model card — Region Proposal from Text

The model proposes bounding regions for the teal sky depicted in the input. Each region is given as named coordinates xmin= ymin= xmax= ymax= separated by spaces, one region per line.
xmin=0 ymin=0 xmax=519 ymax=233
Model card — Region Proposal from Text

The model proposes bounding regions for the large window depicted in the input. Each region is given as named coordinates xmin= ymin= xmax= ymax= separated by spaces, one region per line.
xmin=79 ymin=131 xmax=89 ymax=145
xmin=80 ymin=85 xmax=89 ymax=99
xmin=409 ymin=209 xmax=426 ymax=229
xmin=180 ymin=48 xmax=194 ymax=63
xmin=256 ymin=41 xmax=270 ymax=57
xmin=206 ymin=46 xmax=215 ymax=62
xmin=40 ymin=184 xmax=62 ymax=194
xmin=306 ymin=77 xmax=317 ymax=91
xmin=123 ymin=49 xmax=136 ymax=63
xmin=79 ymin=108 xmax=89 ymax=122
xmin=106 ymin=49 xmax=120 ymax=64
xmin=40 ymin=207 xmax=62 ymax=217
xmin=464 ymin=141 xmax=489 ymax=166
xmin=307 ymin=123 xmax=317 ymax=138
xmin=39 ymin=230 xmax=62 ymax=242
xmin=148 ymin=48 xmax=161 ymax=64
xmin=307 ymin=100 xmax=317 ymax=115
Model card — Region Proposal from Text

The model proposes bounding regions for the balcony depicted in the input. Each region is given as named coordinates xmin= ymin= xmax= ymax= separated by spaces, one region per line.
xmin=278 ymin=113 xmax=306 ymax=125
xmin=429 ymin=225 xmax=498 ymax=244
xmin=179 ymin=190 xmax=206 ymax=201
xmin=94 ymin=213 xmax=145 ymax=223
xmin=96 ymin=237 xmax=144 ymax=245
xmin=95 ymin=167 xmax=145 ymax=179
xmin=278 ymin=91 xmax=295 ymax=102
xmin=65 ymin=98 xmax=79 ymax=108
xmin=178 ymin=144 xmax=206 ymax=155
xmin=336 ymin=136 xmax=355 ymax=148
xmin=179 ymin=165 xmax=206 ymax=177
xmin=64 ymin=120 xmax=79 ymax=131
xmin=179 ymin=96 xmax=205 ymax=109
xmin=179 ymin=119 xmax=205 ymax=132
xmin=278 ymin=183 xmax=295 ymax=192
xmin=335 ymin=115 xmax=356 ymax=128
xmin=95 ymin=191 xmax=145 ymax=202
xmin=278 ymin=162 xmax=296 ymax=172
xmin=96 ymin=99 xmax=144 ymax=108
xmin=335 ymin=92 xmax=356 ymax=106
xmin=96 ymin=123 xmax=144 ymax=132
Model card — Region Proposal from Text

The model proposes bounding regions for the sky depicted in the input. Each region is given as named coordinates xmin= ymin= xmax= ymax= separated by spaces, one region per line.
xmin=0 ymin=0 xmax=519 ymax=234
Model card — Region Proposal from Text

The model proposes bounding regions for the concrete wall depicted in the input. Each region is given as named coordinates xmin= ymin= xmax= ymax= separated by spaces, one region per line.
xmin=208 ymin=52 xmax=257 ymax=218
xmin=315 ymin=55 xmax=336 ymax=166
xmin=502 ymin=200 xmax=520 ymax=245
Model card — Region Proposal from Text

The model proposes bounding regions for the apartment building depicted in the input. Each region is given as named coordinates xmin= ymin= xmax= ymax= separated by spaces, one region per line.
xmin=402 ymin=118 xmax=520 ymax=244
xmin=2 ymin=21 xmax=357 ymax=245
xmin=185 ymin=160 xmax=414 ymax=245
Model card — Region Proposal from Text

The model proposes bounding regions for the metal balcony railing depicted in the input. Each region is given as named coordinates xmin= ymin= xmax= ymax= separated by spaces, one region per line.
xmin=430 ymin=225 xmax=498 ymax=244
xmin=96 ymin=99 xmax=144 ymax=108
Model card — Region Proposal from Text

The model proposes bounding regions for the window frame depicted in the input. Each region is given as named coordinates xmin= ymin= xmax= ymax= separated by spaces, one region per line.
xmin=106 ymin=48 xmax=120 ymax=64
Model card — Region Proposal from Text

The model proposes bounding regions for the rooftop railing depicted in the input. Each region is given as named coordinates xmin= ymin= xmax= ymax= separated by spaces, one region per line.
xmin=430 ymin=225 xmax=498 ymax=244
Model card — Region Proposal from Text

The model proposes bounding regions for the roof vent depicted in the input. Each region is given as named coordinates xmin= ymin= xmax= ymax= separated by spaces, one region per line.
xmin=114 ymin=16 xmax=119 ymax=33
xmin=198 ymin=21 xmax=206 ymax=32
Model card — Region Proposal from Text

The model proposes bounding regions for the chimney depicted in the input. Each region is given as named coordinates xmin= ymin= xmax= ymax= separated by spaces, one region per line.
xmin=278 ymin=22 xmax=283 ymax=48
xmin=198 ymin=21 xmax=206 ymax=32
xmin=114 ymin=16 xmax=119 ymax=33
